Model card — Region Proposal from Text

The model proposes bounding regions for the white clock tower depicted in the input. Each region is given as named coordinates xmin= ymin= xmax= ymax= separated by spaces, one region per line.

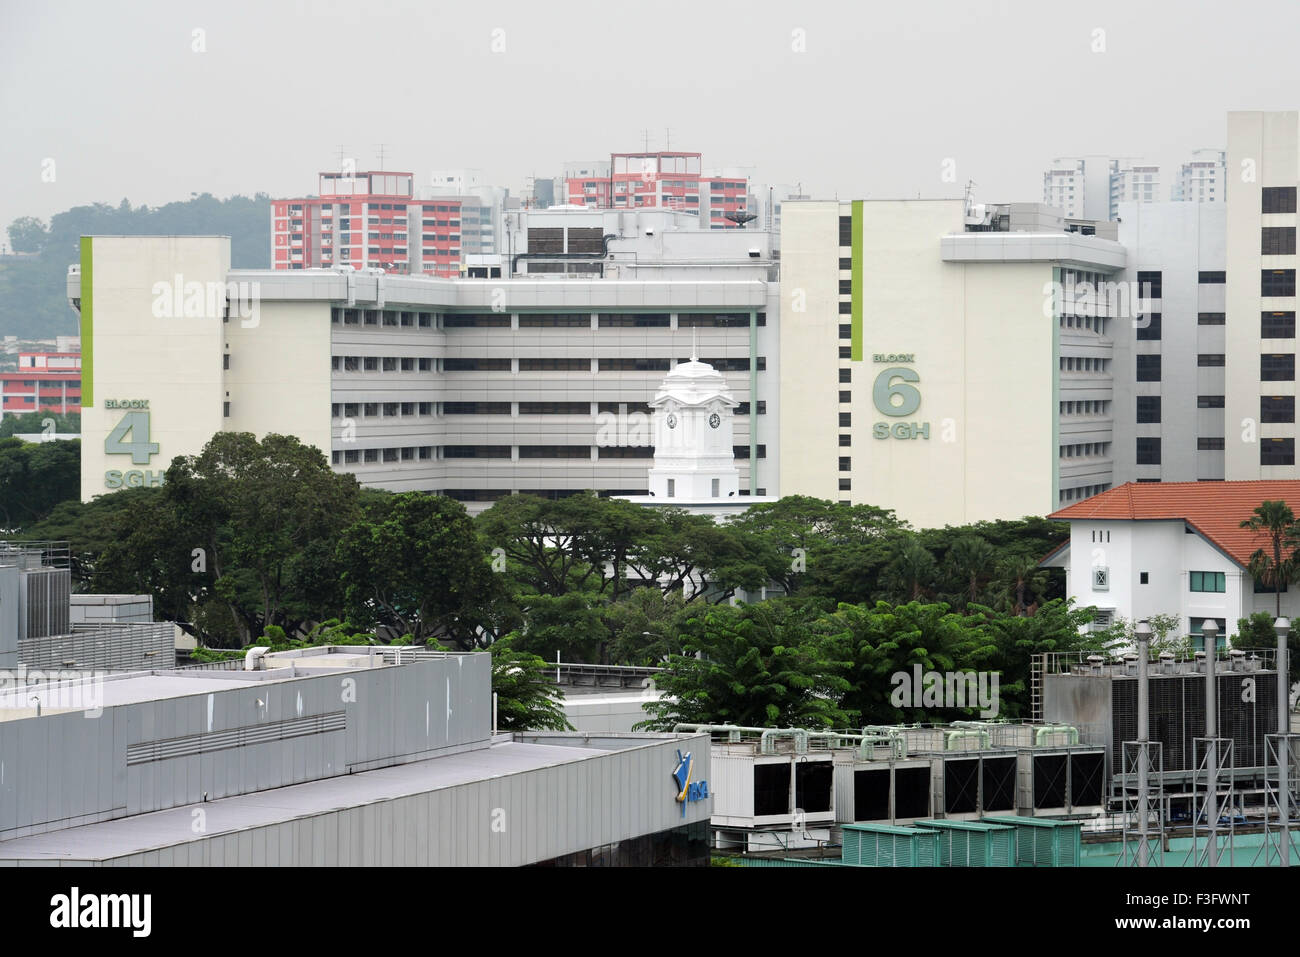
xmin=648 ymin=355 xmax=740 ymax=500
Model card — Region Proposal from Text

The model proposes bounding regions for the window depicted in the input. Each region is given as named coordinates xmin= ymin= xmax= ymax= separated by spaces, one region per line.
xmin=1137 ymin=271 xmax=1162 ymax=299
xmin=1189 ymin=571 xmax=1226 ymax=593
xmin=419 ymin=402 xmax=432 ymax=415
xmin=1198 ymin=313 xmax=1226 ymax=325
xmin=1190 ymin=619 xmax=1229 ymax=653
xmin=1262 ymin=187 xmax=1297 ymax=214
xmin=839 ymin=368 xmax=852 ymax=383
xmin=363 ymin=402 xmax=379 ymax=416
xmin=1136 ymin=355 xmax=1162 ymax=381
xmin=1136 ymin=437 xmax=1161 ymax=465
xmin=1197 ymin=437 xmax=1225 ymax=451
xmin=839 ymin=216 xmax=852 ymax=246
xmin=1254 ymin=577 xmax=1288 ymax=594
xmin=839 ymin=434 xmax=851 ymax=447
xmin=839 ymin=390 xmax=852 ymax=403
xmin=839 ymin=412 xmax=851 ymax=427
xmin=1136 ymin=313 xmax=1162 ymax=340
xmin=223 ymin=401 xmax=230 ymax=417
xmin=1262 ymin=270 xmax=1296 ymax=297
xmin=667 ymin=479 xmax=675 ymax=498
xmin=363 ymin=357 xmax=379 ymax=371
xmin=1261 ymin=354 xmax=1294 ymax=381
xmin=418 ymin=358 xmax=432 ymax=371
xmin=839 ymin=457 xmax=851 ymax=472
xmin=519 ymin=401 xmax=588 ymax=414
xmin=1198 ymin=354 xmax=1226 ymax=367
xmin=1262 ymin=312 xmax=1296 ymax=338
xmin=1136 ymin=396 xmax=1161 ymax=423
xmin=600 ymin=358 xmax=668 ymax=372
xmin=839 ymin=280 xmax=853 ymax=295
xmin=839 ymin=302 xmax=853 ymax=314
xmin=444 ymin=358 xmax=510 ymax=371
xmin=518 ymin=445 xmax=591 ymax=458
xmin=344 ymin=449 xmax=359 ymax=464
xmin=840 ymin=346 xmax=852 ymax=359
xmin=1262 ymin=437 xmax=1295 ymax=466
xmin=1139 ymin=572 xmax=1149 ymax=585
xmin=519 ymin=314 xmax=590 ymax=328
xmin=382 ymin=402 xmax=399 ymax=417
xmin=223 ymin=353 xmax=230 ymax=370
xmin=443 ymin=446 xmax=511 ymax=458
xmin=1198 ymin=395 xmax=1225 ymax=408
xmin=598 ymin=313 xmax=670 ymax=328
xmin=363 ymin=449 xmax=378 ymax=463
xmin=838 ymin=478 xmax=851 ymax=491
xmin=444 ymin=315 xmax=510 ymax=328
xmin=400 ymin=402 xmax=415 ymax=415
xmin=1261 ymin=395 xmax=1295 ymax=423
xmin=839 ymin=258 xmax=852 ymax=270
xmin=1197 ymin=271 xmax=1226 ymax=284
xmin=839 ymin=324 xmax=852 ymax=340
xmin=1262 ymin=227 xmax=1296 ymax=255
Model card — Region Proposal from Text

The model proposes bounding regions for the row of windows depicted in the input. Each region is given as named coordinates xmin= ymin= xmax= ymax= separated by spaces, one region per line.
xmin=1060 ymin=442 xmax=1110 ymax=458
xmin=1134 ymin=395 xmax=1290 ymax=421
xmin=1135 ymin=437 xmax=1295 ymax=465
xmin=1061 ymin=315 xmax=1108 ymax=334
xmin=331 ymin=356 xmax=767 ymax=373
xmin=332 ymin=309 xmax=435 ymax=328
xmin=333 ymin=356 xmax=434 ymax=372
xmin=1060 ymin=356 xmax=1109 ymax=372
xmin=1060 ymin=483 xmax=1111 ymax=503
xmin=332 ymin=445 xmax=765 ymax=462
xmin=331 ymin=310 xmax=766 ymax=329
xmin=1060 ymin=400 xmax=1110 ymax=416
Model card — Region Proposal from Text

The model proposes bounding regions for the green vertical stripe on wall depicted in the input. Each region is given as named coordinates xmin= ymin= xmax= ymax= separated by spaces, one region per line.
xmin=851 ymin=200 xmax=864 ymax=361
xmin=79 ymin=236 xmax=93 ymax=407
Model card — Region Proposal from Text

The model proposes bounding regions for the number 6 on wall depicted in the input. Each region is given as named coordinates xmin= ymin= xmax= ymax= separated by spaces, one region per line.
xmin=105 ymin=410 xmax=160 ymax=464
xmin=872 ymin=366 xmax=921 ymax=417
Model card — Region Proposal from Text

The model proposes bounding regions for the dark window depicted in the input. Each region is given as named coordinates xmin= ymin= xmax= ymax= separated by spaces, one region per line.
xmin=596 ymin=401 xmax=654 ymax=415
xmin=1136 ymin=437 xmax=1161 ymax=465
xmin=519 ymin=313 xmax=591 ymax=327
xmin=1262 ymin=187 xmax=1297 ymax=214
xmin=839 ymin=346 xmax=852 ymax=359
xmin=1262 ymin=269 xmax=1296 ymax=297
xmin=839 ymin=216 xmax=852 ymax=246
xmin=839 ymin=257 xmax=852 ymax=270
xmin=443 ymin=445 xmax=511 ymax=458
xmin=1197 ymin=437 xmax=1225 ymax=451
xmin=1198 ymin=313 xmax=1226 ymax=325
xmin=444 ymin=314 xmax=510 ymax=328
xmin=223 ymin=401 xmax=230 ymax=417
xmin=1136 ymin=354 xmax=1162 ymax=381
xmin=444 ymin=358 xmax=511 ymax=371
xmin=838 ymin=456 xmax=851 ymax=471
xmin=839 ymin=324 xmax=852 ymax=339
xmin=1198 ymin=395 xmax=1225 ymax=408
xmin=1136 ymin=313 xmax=1162 ymax=340
xmin=839 ymin=390 xmax=852 ymax=403
xmin=1261 ymin=353 xmax=1294 ymax=381
xmin=518 ymin=445 xmax=591 ymax=458
xmin=598 ymin=313 xmax=670 ymax=327
xmin=443 ymin=402 xmax=511 ymax=414
xmin=838 ymin=478 xmax=851 ymax=491
xmin=839 ymin=302 xmax=853 ymax=314
xmin=1261 ymin=395 xmax=1295 ymax=423
xmin=1190 ymin=571 xmax=1226 ymax=593
xmin=223 ymin=353 xmax=230 ymax=370
xmin=1137 ymin=270 xmax=1162 ymax=299
xmin=839 ymin=368 xmax=851 ymax=383
xmin=839 ymin=280 xmax=853 ymax=295
xmin=1262 ymin=227 xmax=1297 ymax=256
xmin=519 ymin=401 xmax=589 ymax=414
xmin=600 ymin=358 xmax=670 ymax=372
xmin=677 ymin=313 xmax=753 ymax=328
xmin=597 ymin=446 xmax=654 ymax=459
xmin=1136 ymin=395 xmax=1161 ymax=423
xmin=521 ymin=358 xmax=589 ymax=371
xmin=1262 ymin=437 xmax=1295 ymax=466
xmin=1198 ymin=354 xmax=1226 ymax=367
xmin=1262 ymin=312 xmax=1296 ymax=338
xmin=1140 ymin=572 xmax=1149 ymax=585
xmin=839 ymin=412 xmax=851 ymax=427
xmin=1255 ymin=577 xmax=1288 ymax=594
xmin=1197 ymin=271 xmax=1226 ymax=284
xmin=839 ymin=434 xmax=851 ymax=447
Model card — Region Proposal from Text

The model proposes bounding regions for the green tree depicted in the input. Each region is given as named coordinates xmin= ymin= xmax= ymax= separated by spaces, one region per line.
xmin=6 ymin=216 xmax=48 ymax=254
xmin=1241 ymin=500 xmax=1300 ymax=617
xmin=637 ymin=600 xmax=852 ymax=730
xmin=336 ymin=491 xmax=495 ymax=646
xmin=942 ymin=535 xmax=997 ymax=608
xmin=880 ymin=541 xmax=938 ymax=602
xmin=0 ymin=437 xmax=80 ymax=530
xmin=603 ymin=586 xmax=691 ymax=665
xmin=490 ymin=638 xmax=573 ymax=731
xmin=990 ymin=554 xmax=1051 ymax=616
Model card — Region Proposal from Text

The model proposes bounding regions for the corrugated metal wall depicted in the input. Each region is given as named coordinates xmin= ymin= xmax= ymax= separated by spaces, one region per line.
xmin=1 ymin=733 xmax=712 ymax=866
xmin=18 ymin=623 xmax=174 ymax=671
xmin=0 ymin=655 xmax=491 ymax=842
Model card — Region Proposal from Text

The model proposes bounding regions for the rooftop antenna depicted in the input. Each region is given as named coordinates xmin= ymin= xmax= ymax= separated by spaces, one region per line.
xmin=641 ymin=129 xmax=652 ymax=152
xmin=376 ymin=143 xmax=388 ymax=170
xmin=665 ymin=127 xmax=672 ymax=151
xmin=335 ymin=144 xmax=348 ymax=169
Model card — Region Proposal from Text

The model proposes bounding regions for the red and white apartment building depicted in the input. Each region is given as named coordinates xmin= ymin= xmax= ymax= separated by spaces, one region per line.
xmin=564 ymin=151 xmax=750 ymax=229
xmin=272 ymin=172 xmax=463 ymax=277
xmin=0 ymin=352 xmax=82 ymax=416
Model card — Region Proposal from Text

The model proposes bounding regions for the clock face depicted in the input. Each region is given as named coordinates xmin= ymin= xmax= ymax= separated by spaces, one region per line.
xmin=666 ymin=414 xmax=678 ymax=429
xmin=709 ymin=413 xmax=721 ymax=429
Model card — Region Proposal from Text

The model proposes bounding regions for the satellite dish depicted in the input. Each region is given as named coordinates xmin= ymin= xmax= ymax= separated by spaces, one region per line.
xmin=725 ymin=212 xmax=758 ymax=228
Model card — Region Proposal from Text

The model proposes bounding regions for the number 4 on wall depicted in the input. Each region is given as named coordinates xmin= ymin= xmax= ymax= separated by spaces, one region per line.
xmin=105 ymin=410 xmax=160 ymax=464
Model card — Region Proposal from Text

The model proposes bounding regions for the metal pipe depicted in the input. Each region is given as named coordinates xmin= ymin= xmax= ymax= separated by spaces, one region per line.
xmin=1277 ymin=617 xmax=1291 ymax=867
xmin=1136 ymin=619 xmax=1151 ymax=868
xmin=1203 ymin=619 xmax=1219 ymax=867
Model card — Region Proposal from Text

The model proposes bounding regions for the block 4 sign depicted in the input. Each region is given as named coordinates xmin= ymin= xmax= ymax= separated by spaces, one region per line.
xmin=103 ymin=406 xmax=165 ymax=488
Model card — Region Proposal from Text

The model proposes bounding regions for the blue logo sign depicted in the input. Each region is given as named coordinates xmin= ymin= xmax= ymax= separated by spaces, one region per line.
xmin=673 ymin=749 xmax=710 ymax=817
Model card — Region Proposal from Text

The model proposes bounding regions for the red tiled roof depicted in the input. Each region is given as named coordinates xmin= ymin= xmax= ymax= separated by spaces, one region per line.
xmin=1049 ymin=481 xmax=1300 ymax=569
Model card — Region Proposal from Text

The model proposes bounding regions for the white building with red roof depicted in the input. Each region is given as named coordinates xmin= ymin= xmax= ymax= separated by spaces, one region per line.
xmin=1043 ymin=480 xmax=1300 ymax=646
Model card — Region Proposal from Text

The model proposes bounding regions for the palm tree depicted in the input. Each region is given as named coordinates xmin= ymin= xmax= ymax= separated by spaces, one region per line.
xmin=1240 ymin=500 xmax=1300 ymax=617
xmin=944 ymin=535 xmax=996 ymax=608
xmin=881 ymin=542 xmax=938 ymax=602
xmin=992 ymin=555 xmax=1049 ymax=617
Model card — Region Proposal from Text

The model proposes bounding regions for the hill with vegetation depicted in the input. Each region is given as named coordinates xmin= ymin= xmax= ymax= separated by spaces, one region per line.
xmin=1 ymin=193 xmax=271 ymax=338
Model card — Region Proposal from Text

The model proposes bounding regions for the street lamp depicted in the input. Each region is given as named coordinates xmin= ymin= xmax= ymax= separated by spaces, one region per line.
xmin=1276 ymin=616 xmax=1291 ymax=865
xmin=1135 ymin=619 xmax=1152 ymax=866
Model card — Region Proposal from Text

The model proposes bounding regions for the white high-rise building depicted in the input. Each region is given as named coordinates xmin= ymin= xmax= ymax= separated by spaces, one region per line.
xmin=1173 ymin=149 xmax=1226 ymax=203
xmin=1109 ymin=162 xmax=1161 ymax=219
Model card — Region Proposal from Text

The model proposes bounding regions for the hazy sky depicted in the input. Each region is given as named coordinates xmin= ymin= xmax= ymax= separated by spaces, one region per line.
xmin=1 ymin=0 xmax=1296 ymax=238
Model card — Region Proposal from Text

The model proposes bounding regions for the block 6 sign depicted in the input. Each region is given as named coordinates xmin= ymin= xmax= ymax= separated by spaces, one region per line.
xmin=872 ymin=358 xmax=930 ymax=440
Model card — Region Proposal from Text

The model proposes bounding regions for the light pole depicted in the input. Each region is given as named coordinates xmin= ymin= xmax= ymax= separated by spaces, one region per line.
xmin=1202 ymin=618 xmax=1220 ymax=867
xmin=1277 ymin=616 xmax=1291 ymax=866
xmin=1135 ymin=619 xmax=1152 ymax=866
